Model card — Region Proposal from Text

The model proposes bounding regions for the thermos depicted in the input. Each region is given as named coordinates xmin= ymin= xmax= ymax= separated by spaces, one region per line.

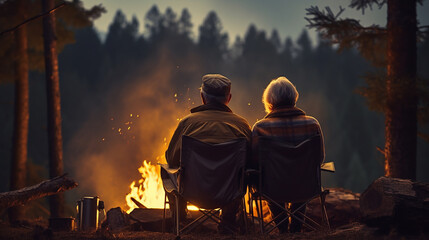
xmin=76 ymin=196 xmax=105 ymax=231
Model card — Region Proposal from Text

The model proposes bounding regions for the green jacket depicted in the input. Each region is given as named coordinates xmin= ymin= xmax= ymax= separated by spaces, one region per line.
xmin=165 ymin=103 xmax=252 ymax=168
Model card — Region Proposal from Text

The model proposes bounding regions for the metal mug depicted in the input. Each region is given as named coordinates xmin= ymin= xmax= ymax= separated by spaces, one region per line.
xmin=76 ymin=196 xmax=105 ymax=231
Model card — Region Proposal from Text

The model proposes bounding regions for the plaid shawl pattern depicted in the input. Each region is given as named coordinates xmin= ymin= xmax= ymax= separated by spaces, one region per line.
xmin=252 ymin=107 xmax=325 ymax=162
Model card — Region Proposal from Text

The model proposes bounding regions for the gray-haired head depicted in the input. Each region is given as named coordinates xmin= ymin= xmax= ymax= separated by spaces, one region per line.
xmin=262 ymin=76 xmax=299 ymax=113
xmin=200 ymin=74 xmax=231 ymax=104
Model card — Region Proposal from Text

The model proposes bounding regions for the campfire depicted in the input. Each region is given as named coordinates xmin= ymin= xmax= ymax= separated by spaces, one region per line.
xmin=125 ymin=160 xmax=165 ymax=212
xmin=125 ymin=158 xmax=199 ymax=213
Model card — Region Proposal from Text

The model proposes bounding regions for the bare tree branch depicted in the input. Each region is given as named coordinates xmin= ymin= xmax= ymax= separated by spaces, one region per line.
xmin=0 ymin=2 xmax=66 ymax=37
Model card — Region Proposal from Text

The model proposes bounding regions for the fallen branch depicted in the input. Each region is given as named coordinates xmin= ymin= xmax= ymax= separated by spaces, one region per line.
xmin=0 ymin=174 xmax=78 ymax=209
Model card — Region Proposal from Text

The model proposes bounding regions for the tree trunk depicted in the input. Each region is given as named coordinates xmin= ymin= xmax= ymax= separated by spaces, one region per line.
xmin=385 ymin=0 xmax=417 ymax=180
xmin=8 ymin=0 xmax=29 ymax=223
xmin=42 ymin=0 xmax=64 ymax=218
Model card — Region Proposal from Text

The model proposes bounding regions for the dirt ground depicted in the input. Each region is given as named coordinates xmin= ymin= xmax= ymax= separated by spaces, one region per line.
xmin=1 ymin=221 xmax=429 ymax=240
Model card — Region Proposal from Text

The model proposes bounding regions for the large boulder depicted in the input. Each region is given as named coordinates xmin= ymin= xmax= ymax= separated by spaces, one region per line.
xmin=360 ymin=177 xmax=429 ymax=233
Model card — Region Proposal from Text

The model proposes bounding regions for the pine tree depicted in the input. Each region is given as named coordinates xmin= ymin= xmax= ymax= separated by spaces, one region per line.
xmin=306 ymin=0 xmax=425 ymax=180
xmin=0 ymin=0 xmax=104 ymax=220
xmin=198 ymin=11 xmax=228 ymax=70
xmin=269 ymin=29 xmax=282 ymax=52
xmin=42 ymin=0 xmax=64 ymax=218
xmin=178 ymin=8 xmax=192 ymax=37
xmin=6 ymin=0 xmax=29 ymax=223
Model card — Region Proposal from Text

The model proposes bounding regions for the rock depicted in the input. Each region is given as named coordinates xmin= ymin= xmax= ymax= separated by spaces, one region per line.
xmin=306 ymin=188 xmax=360 ymax=228
xmin=360 ymin=177 xmax=429 ymax=233
xmin=105 ymin=207 xmax=130 ymax=231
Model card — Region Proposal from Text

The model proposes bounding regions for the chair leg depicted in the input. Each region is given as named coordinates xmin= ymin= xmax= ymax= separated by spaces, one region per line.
xmin=320 ymin=192 xmax=330 ymax=230
xmin=175 ymin=195 xmax=180 ymax=237
xmin=162 ymin=194 xmax=166 ymax=233
xmin=257 ymin=195 xmax=264 ymax=234
xmin=238 ymin=196 xmax=247 ymax=233
xmin=249 ymin=191 xmax=255 ymax=228
xmin=242 ymin=197 xmax=248 ymax=234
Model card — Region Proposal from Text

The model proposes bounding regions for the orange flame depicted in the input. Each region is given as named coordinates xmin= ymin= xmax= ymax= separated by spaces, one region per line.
xmin=125 ymin=159 xmax=200 ymax=213
xmin=125 ymin=160 xmax=165 ymax=213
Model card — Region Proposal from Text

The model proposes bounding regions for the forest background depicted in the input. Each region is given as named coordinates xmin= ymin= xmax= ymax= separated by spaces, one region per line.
xmin=0 ymin=2 xmax=428 ymax=218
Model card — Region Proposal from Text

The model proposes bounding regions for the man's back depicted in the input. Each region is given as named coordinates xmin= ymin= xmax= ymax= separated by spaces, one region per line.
xmin=166 ymin=103 xmax=251 ymax=168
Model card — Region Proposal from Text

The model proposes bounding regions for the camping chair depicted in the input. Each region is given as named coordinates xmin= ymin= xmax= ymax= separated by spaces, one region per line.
xmin=160 ymin=135 xmax=247 ymax=237
xmin=248 ymin=135 xmax=330 ymax=234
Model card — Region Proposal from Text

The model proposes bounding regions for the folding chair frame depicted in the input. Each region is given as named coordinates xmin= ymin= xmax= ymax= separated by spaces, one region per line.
xmin=248 ymin=135 xmax=331 ymax=234
xmin=250 ymin=188 xmax=330 ymax=234
xmin=160 ymin=136 xmax=249 ymax=238
xmin=161 ymin=171 xmax=248 ymax=237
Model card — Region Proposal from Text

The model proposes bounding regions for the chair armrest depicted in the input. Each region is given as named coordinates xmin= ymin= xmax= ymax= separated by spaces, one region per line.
xmin=321 ymin=162 xmax=335 ymax=173
xmin=158 ymin=163 xmax=180 ymax=193
xmin=158 ymin=163 xmax=180 ymax=175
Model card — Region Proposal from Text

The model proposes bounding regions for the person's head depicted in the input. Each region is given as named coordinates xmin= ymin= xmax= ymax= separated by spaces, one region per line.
xmin=262 ymin=76 xmax=299 ymax=113
xmin=200 ymin=74 xmax=232 ymax=105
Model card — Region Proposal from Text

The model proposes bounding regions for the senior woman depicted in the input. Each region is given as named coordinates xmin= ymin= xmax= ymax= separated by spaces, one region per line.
xmin=252 ymin=76 xmax=325 ymax=233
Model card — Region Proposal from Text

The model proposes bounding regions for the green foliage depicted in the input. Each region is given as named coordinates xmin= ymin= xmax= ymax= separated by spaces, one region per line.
xmin=178 ymin=8 xmax=192 ymax=37
xmin=198 ymin=11 xmax=228 ymax=61
xmin=349 ymin=0 xmax=386 ymax=13
xmin=145 ymin=5 xmax=163 ymax=38
xmin=305 ymin=6 xmax=386 ymax=67
xmin=2 ymin=2 xmax=428 ymax=197
xmin=0 ymin=0 xmax=105 ymax=82
xmin=306 ymin=1 xmax=428 ymax=130
xmin=349 ymin=0 xmax=423 ymax=14
xmin=269 ymin=29 xmax=281 ymax=52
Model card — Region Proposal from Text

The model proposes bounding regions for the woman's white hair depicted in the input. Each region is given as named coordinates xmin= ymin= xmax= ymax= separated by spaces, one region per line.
xmin=262 ymin=76 xmax=299 ymax=113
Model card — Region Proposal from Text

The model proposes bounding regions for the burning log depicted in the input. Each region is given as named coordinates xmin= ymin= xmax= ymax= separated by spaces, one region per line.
xmin=131 ymin=197 xmax=147 ymax=209
xmin=0 ymin=174 xmax=77 ymax=209
xmin=360 ymin=177 xmax=429 ymax=233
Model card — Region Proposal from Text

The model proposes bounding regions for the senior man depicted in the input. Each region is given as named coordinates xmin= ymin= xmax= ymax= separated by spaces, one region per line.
xmin=165 ymin=74 xmax=251 ymax=232
xmin=252 ymin=76 xmax=325 ymax=233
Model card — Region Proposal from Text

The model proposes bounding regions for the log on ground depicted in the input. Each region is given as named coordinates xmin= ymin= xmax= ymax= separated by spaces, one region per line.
xmin=360 ymin=176 xmax=429 ymax=233
xmin=0 ymin=174 xmax=78 ymax=209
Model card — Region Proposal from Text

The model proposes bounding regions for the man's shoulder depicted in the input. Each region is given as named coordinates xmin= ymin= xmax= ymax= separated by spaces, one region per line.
xmin=229 ymin=112 xmax=250 ymax=125
xmin=184 ymin=109 xmax=251 ymax=131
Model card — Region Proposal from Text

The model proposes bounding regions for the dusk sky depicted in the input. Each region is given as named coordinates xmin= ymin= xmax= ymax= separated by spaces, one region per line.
xmin=81 ymin=0 xmax=429 ymax=45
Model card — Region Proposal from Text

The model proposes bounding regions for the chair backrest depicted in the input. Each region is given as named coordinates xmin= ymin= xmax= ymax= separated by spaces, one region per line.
xmin=255 ymin=135 xmax=322 ymax=203
xmin=180 ymin=135 xmax=247 ymax=209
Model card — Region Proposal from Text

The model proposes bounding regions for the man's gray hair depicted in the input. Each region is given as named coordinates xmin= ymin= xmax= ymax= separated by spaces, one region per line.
xmin=262 ymin=76 xmax=299 ymax=113
xmin=201 ymin=91 xmax=229 ymax=104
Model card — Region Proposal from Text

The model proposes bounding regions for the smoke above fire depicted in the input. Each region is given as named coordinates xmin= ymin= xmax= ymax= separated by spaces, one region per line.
xmin=65 ymin=51 xmax=198 ymax=210
xmin=64 ymin=48 xmax=329 ymax=212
